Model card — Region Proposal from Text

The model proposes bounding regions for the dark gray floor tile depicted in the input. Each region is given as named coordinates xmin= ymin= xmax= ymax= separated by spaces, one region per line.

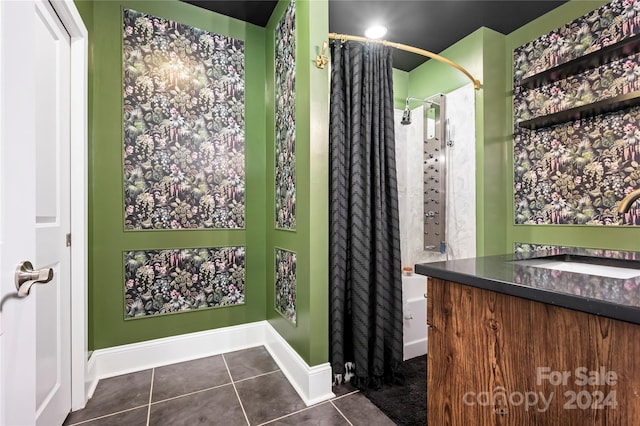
xmin=267 ymin=402 xmax=350 ymax=425
xmin=149 ymin=385 xmax=246 ymax=426
xmin=152 ymin=355 xmax=230 ymax=402
xmin=235 ymin=371 xmax=306 ymax=425
xmin=63 ymin=406 xmax=148 ymax=426
xmin=332 ymin=393 xmax=396 ymax=426
xmin=64 ymin=370 xmax=152 ymax=424
xmin=224 ymin=346 xmax=279 ymax=381
xmin=331 ymin=381 xmax=357 ymax=398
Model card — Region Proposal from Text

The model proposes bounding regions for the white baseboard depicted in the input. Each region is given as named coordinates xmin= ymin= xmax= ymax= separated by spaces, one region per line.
xmin=85 ymin=321 xmax=333 ymax=408
xmin=263 ymin=323 xmax=334 ymax=405
xmin=85 ymin=355 xmax=98 ymax=402
xmin=403 ymin=338 xmax=428 ymax=361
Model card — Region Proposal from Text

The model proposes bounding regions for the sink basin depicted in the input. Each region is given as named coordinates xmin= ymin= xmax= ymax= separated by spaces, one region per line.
xmin=511 ymin=254 xmax=640 ymax=279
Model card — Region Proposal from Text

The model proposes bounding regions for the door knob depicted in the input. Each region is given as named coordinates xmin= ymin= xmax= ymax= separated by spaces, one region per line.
xmin=15 ymin=261 xmax=54 ymax=297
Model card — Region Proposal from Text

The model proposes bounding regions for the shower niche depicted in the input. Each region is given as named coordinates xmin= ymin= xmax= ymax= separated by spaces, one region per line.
xmin=422 ymin=95 xmax=446 ymax=253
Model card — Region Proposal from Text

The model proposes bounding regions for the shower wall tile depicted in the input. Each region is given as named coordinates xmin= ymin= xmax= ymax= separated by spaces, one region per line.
xmin=395 ymin=84 xmax=476 ymax=268
xmin=394 ymin=109 xmax=407 ymax=198
xmin=396 ymin=105 xmax=437 ymax=268
xmin=445 ymin=84 xmax=476 ymax=260
xmin=394 ymin=108 xmax=409 ymax=266
xmin=406 ymin=105 xmax=429 ymax=263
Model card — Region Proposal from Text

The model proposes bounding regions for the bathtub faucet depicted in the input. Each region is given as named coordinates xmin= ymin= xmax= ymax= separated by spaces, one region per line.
xmin=618 ymin=188 xmax=640 ymax=213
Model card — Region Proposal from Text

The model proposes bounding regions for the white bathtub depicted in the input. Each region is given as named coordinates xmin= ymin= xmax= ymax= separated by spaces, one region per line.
xmin=402 ymin=274 xmax=428 ymax=360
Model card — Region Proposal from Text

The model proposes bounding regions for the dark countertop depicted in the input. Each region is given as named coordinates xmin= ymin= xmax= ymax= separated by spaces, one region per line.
xmin=414 ymin=247 xmax=640 ymax=325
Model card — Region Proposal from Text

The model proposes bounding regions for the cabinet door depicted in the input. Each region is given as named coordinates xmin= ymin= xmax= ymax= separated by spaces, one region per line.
xmin=427 ymin=278 xmax=640 ymax=425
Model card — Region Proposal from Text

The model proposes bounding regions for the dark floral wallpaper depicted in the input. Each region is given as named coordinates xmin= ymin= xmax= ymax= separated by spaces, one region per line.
xmin=515 ymin=52 xmax=640 ymax=123
xmin=274 ymin=1 xmax=297 ymax=230
xmin=275 ymin=248 xmax=296 ymax=324
xmin=514 ymin=0 xmax=640 ymax=84
xmin=514 ymin=0 xmax=640 ymax=226
xmin=515 ymin=108 xmax=640 ymax=225
xmin=123 ymin=9 xmax=245 ymax=230
xmin=125 ymin=247 xmax=245 ymax=318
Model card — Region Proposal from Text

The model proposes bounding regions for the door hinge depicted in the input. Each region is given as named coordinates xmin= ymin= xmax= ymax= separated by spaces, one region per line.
xmin=66 ymin=233 xmax=71 ymax=247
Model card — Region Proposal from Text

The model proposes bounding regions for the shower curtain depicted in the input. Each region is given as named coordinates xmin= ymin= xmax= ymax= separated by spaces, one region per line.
xmin=329 ymin=40 xmax=403 ymax=387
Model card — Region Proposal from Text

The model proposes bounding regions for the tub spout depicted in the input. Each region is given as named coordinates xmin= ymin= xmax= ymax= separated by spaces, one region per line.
xmin=618 ymin=188 xmax=640 ymax=213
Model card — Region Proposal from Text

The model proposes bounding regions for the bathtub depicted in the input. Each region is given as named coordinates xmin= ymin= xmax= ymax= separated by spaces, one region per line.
xmin=402 ymin=274 xmax=428 ymax=360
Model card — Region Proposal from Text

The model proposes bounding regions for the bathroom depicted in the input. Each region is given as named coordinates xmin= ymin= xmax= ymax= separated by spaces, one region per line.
xmin=2 ymin=0 xmax=640 ymax=425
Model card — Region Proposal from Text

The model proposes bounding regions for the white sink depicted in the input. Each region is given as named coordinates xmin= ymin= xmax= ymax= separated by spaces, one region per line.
xmin=511 ymin=258 xmax=640 ymax=279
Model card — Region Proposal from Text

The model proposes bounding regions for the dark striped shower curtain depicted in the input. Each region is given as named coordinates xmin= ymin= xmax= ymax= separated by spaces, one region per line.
xmin=329 ymin=40 xmax=403 ymax=387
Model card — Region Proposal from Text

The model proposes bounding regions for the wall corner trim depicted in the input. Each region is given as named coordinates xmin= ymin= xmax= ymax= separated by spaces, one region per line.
xmin=85 ymin=321 xmax=334 ymax=408
xmin=263 ymin=322 xmax=335 ymax=406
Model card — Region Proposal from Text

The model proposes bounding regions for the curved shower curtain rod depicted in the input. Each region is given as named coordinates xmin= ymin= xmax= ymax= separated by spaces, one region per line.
xmin=316 ymin=33 xmax=481 ymax=90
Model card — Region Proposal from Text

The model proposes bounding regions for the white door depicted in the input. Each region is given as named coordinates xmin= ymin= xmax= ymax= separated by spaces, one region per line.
xmin=0 ymin=1 xmax=72 ymax=425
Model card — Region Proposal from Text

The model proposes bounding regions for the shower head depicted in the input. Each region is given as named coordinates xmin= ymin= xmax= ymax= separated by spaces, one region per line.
xmin=401 ymin=94 xmax=443 ymax=125
xmin=401 ymin=98 xmax=411 ymax=125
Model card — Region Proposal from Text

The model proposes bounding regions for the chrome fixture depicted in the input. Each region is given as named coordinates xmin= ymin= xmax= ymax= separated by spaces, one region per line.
xmin=401 ymin=96 xmax=439 ymax=126
xmin=618 ymin=188 xmax=640 ymax=213
xmin=15 ymin=261 xmax=54 ymax=297
xmin=422 ymin=94 xmax=446 ymax=253
xmin=401 ymin=98 xmax=411 ymax=125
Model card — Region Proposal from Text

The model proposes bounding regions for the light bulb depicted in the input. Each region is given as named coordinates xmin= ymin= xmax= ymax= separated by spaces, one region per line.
xmin=364 ymin=25 xmax=387 ymax=39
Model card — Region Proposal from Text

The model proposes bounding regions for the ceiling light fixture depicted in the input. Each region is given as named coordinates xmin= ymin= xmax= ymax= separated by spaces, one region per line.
xmin=364 ymin=24 xmax=387 ymax=39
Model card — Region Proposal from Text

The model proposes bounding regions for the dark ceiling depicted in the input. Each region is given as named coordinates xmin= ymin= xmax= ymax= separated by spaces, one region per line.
xmin=183 ymin=0 xmax=568 ymax=71
xmin=183 ymin=1 xmax=279 ymax=26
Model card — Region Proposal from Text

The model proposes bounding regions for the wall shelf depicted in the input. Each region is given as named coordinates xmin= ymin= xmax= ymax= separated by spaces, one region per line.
xmin=518 ymin=33 xmax=640 ymax=89
xmin=518 ymin=90 xmax=640 ymax=130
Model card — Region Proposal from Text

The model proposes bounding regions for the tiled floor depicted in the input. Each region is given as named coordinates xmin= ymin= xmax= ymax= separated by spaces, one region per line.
xmin=64 ymin=346 xmax=396 ymax=426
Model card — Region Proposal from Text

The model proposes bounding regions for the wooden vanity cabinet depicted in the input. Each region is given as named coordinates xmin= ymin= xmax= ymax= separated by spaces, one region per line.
xmin=427 ymin=278 xmax=640 ymax=425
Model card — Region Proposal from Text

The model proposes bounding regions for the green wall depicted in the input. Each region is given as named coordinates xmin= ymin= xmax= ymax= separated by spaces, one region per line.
xmin=77 ymin=0 xmax=267 ymax=350
xmin=393 ymin=68 xmax=409 ymax=110
xmin=77 ymin=0 xmax=329 ymax=367
xmin=481 ymin=29 xmax=507 ymax=256
xmin=77 ymin=0 xmax=633 ymax=363
xmin=265 ymin=0 xmax=330 ymax=366
xmin=504 ymin=0 xmax=640 ymax=252
xmin=404 ymin=27 xmax=507 ymax=256
xmin=402 ymin=0 xmax=640 ymax=255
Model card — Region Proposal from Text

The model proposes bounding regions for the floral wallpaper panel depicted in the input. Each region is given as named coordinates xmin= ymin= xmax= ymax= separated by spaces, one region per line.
xmin=514 ymin=108 xmax=640 ymax=225
xmin=123 ymin=9 xmax=245 ymax=230
xmin=125 ymin=247 xmax=245 ymax=318
xmin=274 ymin=1 xmax=297 ymax=230
xmin=514 ymin=0 xmax=640 ymax=84
xmin=514 ymin=0 xmax=640 ymax=226
xmin=514 ymin=52 xmax=640 ymax=123
xmin=275 ymin=248 xmax=296 ymax=324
